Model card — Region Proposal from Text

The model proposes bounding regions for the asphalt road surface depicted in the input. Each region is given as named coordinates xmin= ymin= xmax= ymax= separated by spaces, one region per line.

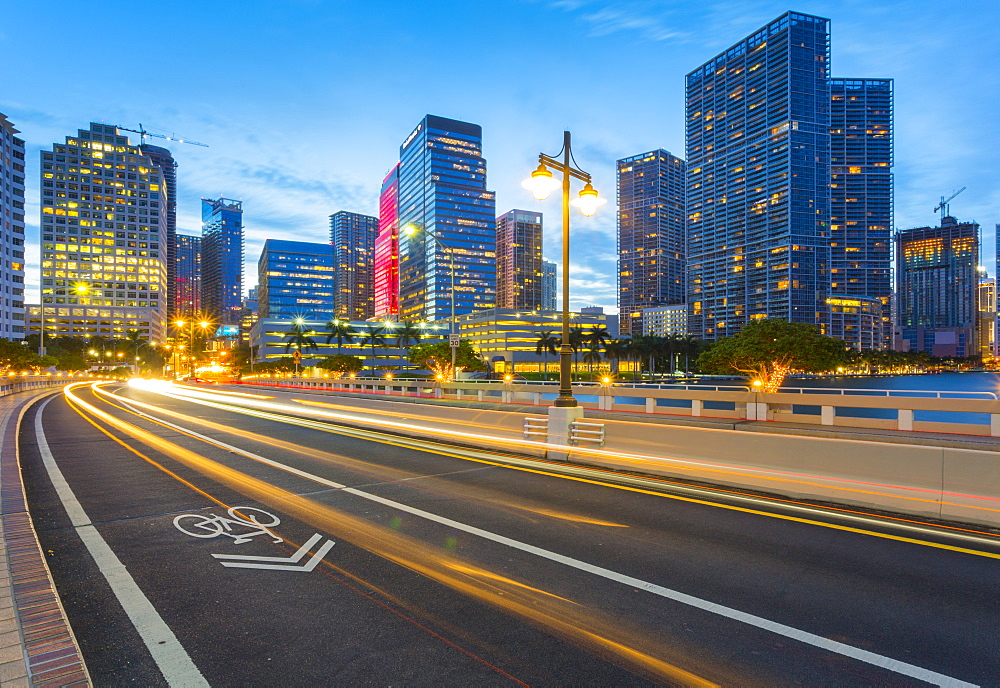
xmin=17 ymin=381 xmax=1000 ymax=686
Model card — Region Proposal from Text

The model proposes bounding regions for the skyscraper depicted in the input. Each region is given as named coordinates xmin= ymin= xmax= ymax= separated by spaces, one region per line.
xmin=617 ymin=150 xmax=685 ymax=335
xmin=828 ymin=79 xmax=893 ymax=346
xmin=141 ymin=145 xmax=178 ymax=320
xmin=496 ymin=209 xmax=543 ymax=310
xmin=895 ymin=217 xmax=980 ymax=357
xmin=0 ymin=113 xmax=26 ymax=340
xmin=258 ymin=239 xmax=335 ymax=321
xmin=200 ymin=197 xmax=244 ymax=326
xmin=174 ymin=233 xmax=201 ymax=318
xmin=541 ymin=259 xmax=557 ymax=311
xmin=686 ymin=12 xmax=833 ymax=341
xmin=330 ymin=210 xmax=378 ymax=321
xmin=685 ymin=12 xmax=891 ymax=348
xmin=374 ymin=164 xmax=400 ymax=318
xmin=397 ymin=115 xmax=497 ymax=322
xmin=38 ymin=122 xmax=167 ymax=340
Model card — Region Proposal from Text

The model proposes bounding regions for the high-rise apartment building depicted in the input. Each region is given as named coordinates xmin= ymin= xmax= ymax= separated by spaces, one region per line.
xmin=174 ymin=233 xmax=201 ymax=318
xmin=496 ymin=209 xmax=543 ymax=310
xmin=617 ymin=150 xmax=685 ymax=335
xmin=330 ymin=210 xmax=378 ymax=321
xmin=397 ymin=115 xmax=497 ymax=322
xmin=374 ymin=164 xmax=400 ymax=318
xmin=685 ymin=12 xmax=892 ymax=349
xmin=258 ymin=239 xmax=335 ymax=321
xmin=895 ymin=217 xmax=980 ymax=357
xmin=201 ymin=197 xmax=244 ymax=325
xmin=686 ymin=12 xmax=833 ymax=341
xmin=0 ymin=114 xmax=26 ymax=340
xmin=828 ymin=79 xmax=893 ymax=346
xmin=541 ymin=259 xmax=557 ymax=311
xmin=977 ymin=273 xmax=996 ymax=359
xmin=38 ymin=123 xmax=167 ymax=340
xmin=141 ymin=145 xmax=178 ymax=320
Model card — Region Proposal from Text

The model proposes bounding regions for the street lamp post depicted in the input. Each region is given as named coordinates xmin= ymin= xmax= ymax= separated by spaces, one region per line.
xmin=522 ymin=132 xmax=606 ymax=449
xmin=522 ymin=131 xmax=606 ymax=408
xmin=403 ymin=224 xmax=458 ymax=379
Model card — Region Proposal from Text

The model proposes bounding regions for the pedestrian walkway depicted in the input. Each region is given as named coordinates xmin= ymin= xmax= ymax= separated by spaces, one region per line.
xmin=0 ymin=389 xmax=89 ymax=687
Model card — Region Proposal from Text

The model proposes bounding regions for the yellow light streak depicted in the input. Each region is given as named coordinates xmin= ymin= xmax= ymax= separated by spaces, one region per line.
xmin=136 ymin=382 xmax=1000 ymax=518
xmin=106 ymin=383 xmax=1000 ymax=560
xmin=62 ymin=383 xmax=716 ymax=686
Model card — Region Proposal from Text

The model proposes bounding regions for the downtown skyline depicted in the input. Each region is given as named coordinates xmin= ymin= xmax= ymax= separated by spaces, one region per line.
xmin=2 ymin=0 xmax=998 ymax=314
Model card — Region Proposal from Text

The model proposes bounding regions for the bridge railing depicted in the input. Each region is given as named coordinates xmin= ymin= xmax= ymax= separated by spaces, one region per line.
xmin=236 ymin=377 xmax=1000 ymax=437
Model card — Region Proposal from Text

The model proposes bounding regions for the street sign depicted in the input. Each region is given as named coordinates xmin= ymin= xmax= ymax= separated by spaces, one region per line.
xmin=293 ymin=349 xmax=302 ymax=362
xmin=449 ymin=334 xmax=460 ymax=348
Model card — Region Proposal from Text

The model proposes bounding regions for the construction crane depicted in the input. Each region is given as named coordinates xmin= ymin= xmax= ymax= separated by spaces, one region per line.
xmin=933 ymin=187 xmax=966 ymax=221
xmin=115 ymin=123 xmax=208 ymax=148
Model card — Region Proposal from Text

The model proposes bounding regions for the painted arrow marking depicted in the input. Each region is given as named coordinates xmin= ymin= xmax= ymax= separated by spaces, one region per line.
xmin=212 ymin=533 xmax=335 ymax=571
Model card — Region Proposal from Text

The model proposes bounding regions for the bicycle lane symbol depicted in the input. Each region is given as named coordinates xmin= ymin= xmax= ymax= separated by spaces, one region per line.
xmin=173 ymin=507 xmax=334 ymax=572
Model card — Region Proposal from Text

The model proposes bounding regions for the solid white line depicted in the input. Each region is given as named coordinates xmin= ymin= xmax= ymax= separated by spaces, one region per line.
xmin=34 ymin=397 xmax=208 ymax=688
xmin=110 ymin=390 xmax=976 ymax=687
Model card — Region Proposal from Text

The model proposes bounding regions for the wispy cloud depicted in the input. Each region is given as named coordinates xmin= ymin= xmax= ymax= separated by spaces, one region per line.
xmin=548 ymin=1 xmax=686 ymax=42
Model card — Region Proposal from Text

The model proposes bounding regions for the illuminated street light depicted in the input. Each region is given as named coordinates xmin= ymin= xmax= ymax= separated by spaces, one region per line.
xmin=522 ymin=131 xmax=605 ymax=411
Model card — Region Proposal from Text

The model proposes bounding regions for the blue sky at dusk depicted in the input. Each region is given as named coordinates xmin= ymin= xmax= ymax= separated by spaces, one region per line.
xmin=3 ymin=0 xmax=998 ymax=313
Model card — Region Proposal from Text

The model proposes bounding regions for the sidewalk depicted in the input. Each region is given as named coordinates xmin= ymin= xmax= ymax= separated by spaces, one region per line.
xmin=0 ymin=390 xmax=89 ymax=687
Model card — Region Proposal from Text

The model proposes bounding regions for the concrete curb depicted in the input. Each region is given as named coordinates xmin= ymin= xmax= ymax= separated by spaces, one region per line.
xmin=0 ymin=391 xmax=89 ymax=687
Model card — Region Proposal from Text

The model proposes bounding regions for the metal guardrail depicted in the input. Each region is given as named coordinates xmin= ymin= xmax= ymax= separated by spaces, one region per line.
xmin=523 ymin=416 xmax=548 ymax=440
xmin=776 ymin=387 xmax=998 ymax=399
xmin=570 ymin=421 xmax=606 ymax=448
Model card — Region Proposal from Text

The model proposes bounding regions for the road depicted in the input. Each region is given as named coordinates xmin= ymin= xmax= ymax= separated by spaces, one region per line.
xmin=16 ymin=381 xmax=1000 ymax=686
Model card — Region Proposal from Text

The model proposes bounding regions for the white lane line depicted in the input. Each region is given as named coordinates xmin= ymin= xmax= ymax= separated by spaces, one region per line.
xmin=35 ymin=397 xmax=208 ymax=688
xmin=112 ymin=392 xmax=976 ymax=687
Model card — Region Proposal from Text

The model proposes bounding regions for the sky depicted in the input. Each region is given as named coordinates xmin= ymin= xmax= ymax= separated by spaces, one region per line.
xmin=3 ymin=0 xmax=998 ymax=313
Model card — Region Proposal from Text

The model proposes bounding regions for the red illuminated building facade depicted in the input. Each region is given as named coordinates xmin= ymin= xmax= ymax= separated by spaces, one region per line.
xmin=374 ymin=164 xmax=400 ymax=318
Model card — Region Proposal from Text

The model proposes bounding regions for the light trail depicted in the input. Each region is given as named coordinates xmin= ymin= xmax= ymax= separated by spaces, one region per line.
xmin=66 ymin=383 xmax=718 ymax=686
xmin=67 ymin=383 xmax=982 ymax=686
xmin=123 ymin=380 xmax=1000 ymax=531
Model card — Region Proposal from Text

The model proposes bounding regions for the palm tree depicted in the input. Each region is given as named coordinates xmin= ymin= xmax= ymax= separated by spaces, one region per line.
xmin=625 ymin=338 xmax=643 ymax=381
xmin=604 ymin=338 xmax=629 ymax=375
xmin=394 ymin=322 xmax=424 ymax=373
xmin=359 ymin=323 xmax=389 ymax=373
xmin=324 ymin=319 xmax=356 ymax=357
xmin=534 ymin=331 xmax=559 ymax=380
xmin=284 ymin=321 xmax=318 ymax=374
xmin=568 ymin=327 xmax=587 ymax=381
xmin=584 ymin=325 xmax=611 ymax=378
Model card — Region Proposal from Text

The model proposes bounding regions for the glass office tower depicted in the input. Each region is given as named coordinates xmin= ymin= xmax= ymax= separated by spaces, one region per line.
xmin=258 ymin=239 xmax=335 ymax=321
xmin=39 ymin=122 xmax=168 ymax=340
xmin=617 ymin=149 xmax=686 ymax=335
xmin=397 ymin=115 xmax=497 ymax=322
xmin=686 ymin=12 xmax=832 ymax=340
xmin=330 ymin=210 xmax=378 ymax=321
xmin=895 ymin=218 xmax=980 ymax=357
xmin=0 ymin=113 xmax=26 ymax=339
xmin=541 ymin=259 xmax=557 ymax=311
xmin=174 ymin=233 xmax=201 ymax=318
xmin=141 ymin=144 xmax=177 ymax=321
xmin=201 ymin=197 xmax=244 ymax=325
xmin=829 ymin=78 xmax=893 ymax=346
xmin=374 ymin=164 xmax=400 ymax=318
xmin=496 ymin=209 xmax=543 ymax=310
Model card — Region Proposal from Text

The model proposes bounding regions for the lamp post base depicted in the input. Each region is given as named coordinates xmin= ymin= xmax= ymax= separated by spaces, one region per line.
xmin=546 ymin=404 xmax=584 ymax=460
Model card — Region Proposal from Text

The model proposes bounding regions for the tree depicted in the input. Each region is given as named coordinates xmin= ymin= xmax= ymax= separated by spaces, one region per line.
xmin=393 ymin=323 xmax=424 ymax=372
xmin=316 ymin=354 xmax=364 ymax=376
xmin=697 ymin=319 xmax=849 ymax=392
xmin=324 ymin=319 xmax=355 ymax=356
xmin=584 ymin=326 xmax=610 ymax=376
xmin=358 ymin=323 xmax=390 ymax=373
xmin=604 ymin=338 xmax=629 ymax=375
xmin=283 ymin=322 xmax=318 ymax=355
xmin=568 ymin=327 xmax=587 ymax=380
xmin=55 ymin=354 xmax=89 ymax=372
xmin=534 ymin=331 xmax=559 ymax=380
xmin=408 ymin=340 xmax=487 ymax=380
xmin=0 ymin=339 xmax=48 ymax=372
